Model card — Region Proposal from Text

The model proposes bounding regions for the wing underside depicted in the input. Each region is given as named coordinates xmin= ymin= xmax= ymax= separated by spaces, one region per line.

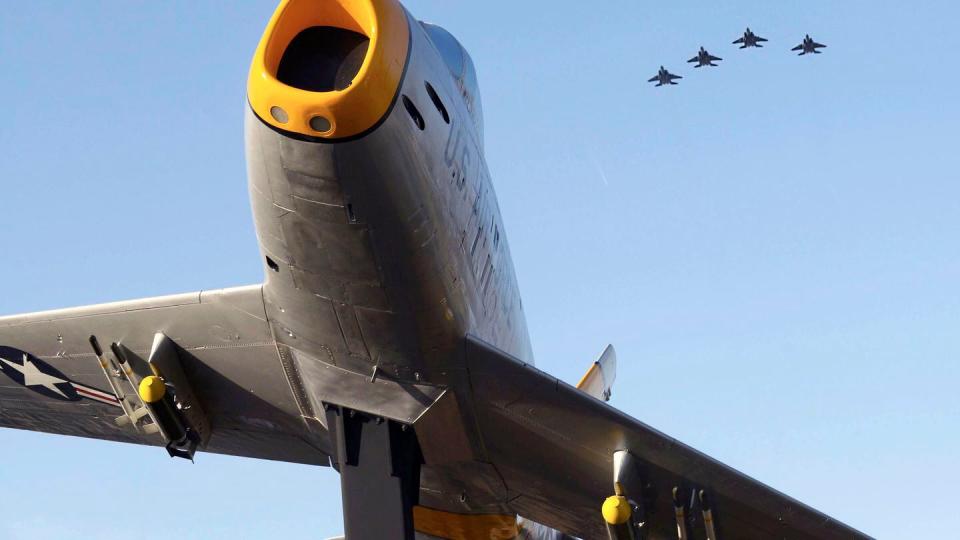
xmin=0 ymin=285 xmax=329 ymax=465
xmin=462 ymin=336 xmax=872 ymax=540
xmin=0 ymin=292 xmax=870 ymax=538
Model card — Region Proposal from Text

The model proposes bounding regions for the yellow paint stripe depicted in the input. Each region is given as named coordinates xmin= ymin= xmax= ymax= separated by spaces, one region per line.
xmin=576 ymin=362 xmax=600 ymax=389
xmin=413 ymin=506 xmax=518 ymax=540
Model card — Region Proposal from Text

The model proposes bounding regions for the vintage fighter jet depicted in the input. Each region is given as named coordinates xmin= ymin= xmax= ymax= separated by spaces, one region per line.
xmin=0 ymin=1 xmax=872 ymax=539
xmin=648 ymin=65 xmax=683 ymax=86
xmin=733 ymin=27 xmax=768 ymax=48
xmin=793 ymin=34 xmax=827 ymax=55
xmin=688 ymin=46 xmax=723 ymax=68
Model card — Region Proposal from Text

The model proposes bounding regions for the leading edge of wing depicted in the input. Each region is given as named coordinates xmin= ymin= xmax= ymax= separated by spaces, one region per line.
xmin=462 ymin=335 xmax=873 ymax=540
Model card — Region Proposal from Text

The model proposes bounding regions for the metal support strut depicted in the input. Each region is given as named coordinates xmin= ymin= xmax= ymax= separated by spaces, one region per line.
xmin=602 ymin=450 xmax=646 ymax=540
xmin=325 ymin=405 xmax=422 ymax=540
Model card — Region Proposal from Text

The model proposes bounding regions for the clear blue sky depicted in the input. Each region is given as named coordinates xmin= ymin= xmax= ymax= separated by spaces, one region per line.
xmin=1 ymin=1 xmax=957 ymax=538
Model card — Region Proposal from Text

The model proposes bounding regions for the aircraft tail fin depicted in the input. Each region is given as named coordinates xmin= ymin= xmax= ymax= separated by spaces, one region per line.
xmin=576 ymin=345 xmax=617 ymax=402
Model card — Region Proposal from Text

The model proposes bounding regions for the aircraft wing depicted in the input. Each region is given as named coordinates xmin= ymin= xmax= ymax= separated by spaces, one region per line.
xmin=687 ymin=56 xmax=698 ymax=63
xmin=732 ymin=37 xmax=745 ymax=44
xmin=792 ymin=44 xmax=804 ymax=51
xmin=756 ymin=36 xmax=768 ymax=42
xmin=0 ymin=285 xmax=329 ymax=465
xmin=709 ymin=54 xmax=723 ymax=62
xmin=647 ymin=75 xmax=659 ymax=82
xmin=669 ymin=73 xmax=682 ymax=80
xmin=462 ymin=336 xmax=872 ymax=540
xmin=813 ymin=42 xmax=827 ymax=48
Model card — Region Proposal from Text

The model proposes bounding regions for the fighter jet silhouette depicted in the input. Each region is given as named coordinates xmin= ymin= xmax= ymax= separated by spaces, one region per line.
xmin=648 ymin=66 xmax=682 ymax=87
xmin=792 ymin=34 xmax=826 ymax=55
xmin=733 ymin=28 xmax=768 ymax=48
xmin=688 ymin=46 xmax=722 ymax=68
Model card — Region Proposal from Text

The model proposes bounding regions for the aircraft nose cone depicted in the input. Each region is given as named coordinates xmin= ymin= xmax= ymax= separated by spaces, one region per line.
xmin=247 ymin=0 xmax=410 ymax=140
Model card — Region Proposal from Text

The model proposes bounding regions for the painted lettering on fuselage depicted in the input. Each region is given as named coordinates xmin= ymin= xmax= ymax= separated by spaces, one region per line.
xmin=438 ymin=115 xmax=517 ymax=325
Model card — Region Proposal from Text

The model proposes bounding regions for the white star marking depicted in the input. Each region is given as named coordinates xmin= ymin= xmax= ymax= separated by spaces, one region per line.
xmin=0 ymin=353 xmax=70 ymax=398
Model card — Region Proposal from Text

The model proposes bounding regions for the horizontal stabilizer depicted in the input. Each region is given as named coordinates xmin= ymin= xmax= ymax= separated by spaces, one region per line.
xmin=576 ymin=344 xmax=616 ymax=401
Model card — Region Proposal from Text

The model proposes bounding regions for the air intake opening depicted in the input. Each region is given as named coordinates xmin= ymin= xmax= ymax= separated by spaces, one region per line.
xmin=277 ymin=26 xmax=370 ymax=92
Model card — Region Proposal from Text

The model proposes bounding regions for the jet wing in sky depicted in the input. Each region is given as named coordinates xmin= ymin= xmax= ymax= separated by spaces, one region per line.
xmin=461 ymin=336 xmax=873 ymax=540
xmin=0 ymin=285 xmax=329 ymax=466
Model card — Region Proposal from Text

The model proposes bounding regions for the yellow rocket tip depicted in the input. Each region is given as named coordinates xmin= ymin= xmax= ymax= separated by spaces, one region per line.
xmin=602 ymin=495 xmax=632 ymax=525
xmin=138 ymin=375 xmax=166 ymax=404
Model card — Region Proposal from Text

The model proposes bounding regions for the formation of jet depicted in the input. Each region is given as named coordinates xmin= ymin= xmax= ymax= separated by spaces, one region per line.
xmin=733 ymin=27 xmax=768 ymax=48
xmin=793 ymin=34 xmax=827 ymax=55
xmin=650 ymin=28 xmax=827 ymax=87
xmin=688 ymin=46 xmax=722 ymax=68
xmin=647 ymin=65 xmax=682 ymax=86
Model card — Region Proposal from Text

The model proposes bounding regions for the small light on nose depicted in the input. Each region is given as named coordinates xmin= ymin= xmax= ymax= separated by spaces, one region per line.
xmin=309 ymin=116 xmax=332 ymax=133
xmin=270 ymin=106 xmax=289 ymax=124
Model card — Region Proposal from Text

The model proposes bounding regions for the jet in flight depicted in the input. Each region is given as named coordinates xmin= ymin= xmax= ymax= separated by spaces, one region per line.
xmin=793 ymin=34 xmax=827 ymax=55
xmin=1 ymin=1 xmax=872 ymax=539
xmin=688 ymin=46 xmax=723 ymax=68
xmin=648 ymin=65 xmax=682 ymax=86
xmin=733 ymin=27 xmax=768 ymax=48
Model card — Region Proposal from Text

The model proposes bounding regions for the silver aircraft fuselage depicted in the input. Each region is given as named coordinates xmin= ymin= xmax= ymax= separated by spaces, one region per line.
xmin=246 ymin=9 xmax=533 ymax=446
